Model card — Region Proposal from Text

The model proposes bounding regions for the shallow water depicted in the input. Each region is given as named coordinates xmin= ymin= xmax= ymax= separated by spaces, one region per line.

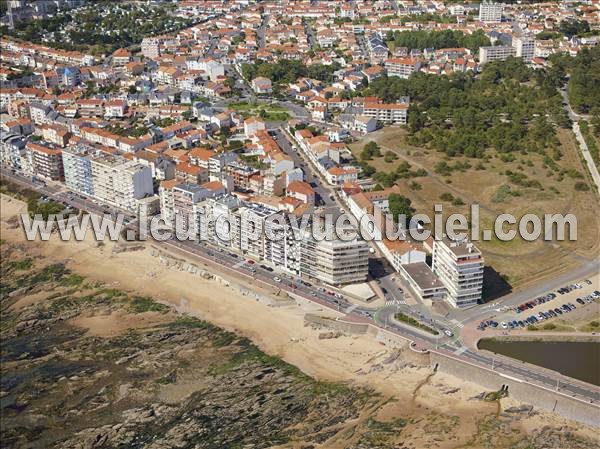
xmin=478 ymin=339 xmax=600 ymax=386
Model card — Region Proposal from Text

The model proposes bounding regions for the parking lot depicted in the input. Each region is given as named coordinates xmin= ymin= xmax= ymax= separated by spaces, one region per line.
xmin=478 ymin=277 xmax=599 ymax=331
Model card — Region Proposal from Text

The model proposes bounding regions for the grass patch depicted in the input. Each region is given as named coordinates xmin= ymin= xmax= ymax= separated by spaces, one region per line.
xmin=59 ymin=274 xmax=85 ymax=287
xmin=4 ymin=258 xmax=34 ymax=271
xmin=166 ymin=316 xmax=215 ymax=330
xmin=394 ymin=312 xmax=439 ymax=335
xmin=580 ymin=320 xmax=600 ymax=332
xmin=358 ymin=417 xmax=408 ymax=446
xmin=229 ymin=101 xmax=290 ymax=121
xmin=128 ymin=296 xmax=169 ymax=314
xmin=527 ymin=322 xmax=574 ymax=332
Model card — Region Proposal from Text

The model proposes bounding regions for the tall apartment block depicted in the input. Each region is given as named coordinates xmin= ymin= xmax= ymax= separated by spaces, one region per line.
xmin=512 ymin=36 xmax=535 ymax=62
xmin=299 ymin=235 xmax=370 ymax=285
xmin=479 ymin=45 xmax=516 ymax=64
xmin=62 ymin=145 xmax=94 ymax=196
xmin=432 ymin=237 xmax=484 ymax=308
xmin=478 ymin=1 xmax=503 ymax=22
xmin=140 ymin=37 xmax=161 ymax=59
xmin=89 ymin=155 xmax=153 ymax=212
xmin=63 ymin=149 xmax=153 ymax=212
xmin=25 ymin=142 xmax=64 ymax=181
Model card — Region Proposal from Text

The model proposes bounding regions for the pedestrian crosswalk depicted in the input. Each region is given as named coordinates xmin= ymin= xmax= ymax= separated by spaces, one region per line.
xmin=345 ymin=304 xmax=359 ymax=314
xmin=232 ymin=259 xmax=246 ymax=269
xmin=451 ymin=319 xmax=464 ymax=328
xmin=454 ymin=346 xmax=467 ymax=355
xmin=385 ymin=299 xmax=406 ymax=306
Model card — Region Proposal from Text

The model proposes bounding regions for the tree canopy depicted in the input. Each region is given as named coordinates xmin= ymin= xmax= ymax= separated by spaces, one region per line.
xmin=388 ymin=194 xmax=415 ymax=228
xmin=364 ymin=58 xmax=567 ymax=158
xmin=385 ymin=29 xmax=490 ymax=53
xmin=242 ymin=60 xmax=341 ymax=86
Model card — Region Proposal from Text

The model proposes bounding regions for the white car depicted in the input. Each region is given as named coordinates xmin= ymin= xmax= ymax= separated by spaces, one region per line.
xmin=443 ymin=329 xmax=454 ymax=337
xmin=501 ymin=322 xmax=508 ymax=329
xmin=273 ymin=276 xmax=281 ymax=283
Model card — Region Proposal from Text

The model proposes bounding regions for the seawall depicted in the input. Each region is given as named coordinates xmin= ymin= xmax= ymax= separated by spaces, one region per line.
xmin=430 ymin=351 xmax=599 ymax=428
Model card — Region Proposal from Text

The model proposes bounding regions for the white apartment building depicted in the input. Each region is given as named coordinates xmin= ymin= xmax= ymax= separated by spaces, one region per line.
xmin=208 ymin=152 xmax=237 ymax=179
xmin=478 ymin=1 xmax=503 ymax=22
xmin=169 ymin=194 xmax=369 ymax=285
xmin=159 ymin=179 xmax=178 ymax=227
xmin=362 ymin=103 xmax=408 ymax=124
xmin=141 ymin=38 xmax=161 ymax=59
xmin=299 ymin=234 xmax=369 ymax=285
xmin=62 ymin=145 xmax=94 ymax=196
xmin=90 ymin=154 xmax=154 ymax=212
xmin=385 ymin=57 xmax=421 ymax=79
xmin=172 ymin=183 xmax=207 ymax=236
xmin=512 ymin=36 xmax=535 ymax=62
xmin=432 ymin=237 xmax=484 ymax=308
xmin=479 ymin=45 xmax=516 ymax=64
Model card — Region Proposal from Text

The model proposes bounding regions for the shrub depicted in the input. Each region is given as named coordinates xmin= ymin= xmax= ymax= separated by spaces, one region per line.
xmin=574 ymin=182 xmax=590 ymax=191
xmin=409 ymin=181 xmax=422 ymax=191
xmin=439 ymin=192 xmax=454 ymax=202
xmin=383 ymin=150 xmax=398 ymax=163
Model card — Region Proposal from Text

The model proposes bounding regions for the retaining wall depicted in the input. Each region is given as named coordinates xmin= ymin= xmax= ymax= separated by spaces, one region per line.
xmin=151 ymin=247 xmax=294 ymax=308
xmin=430 ymin=352 xmax=599 ymax=428
xmin=304 ymin=313 xmax=370 ymax=334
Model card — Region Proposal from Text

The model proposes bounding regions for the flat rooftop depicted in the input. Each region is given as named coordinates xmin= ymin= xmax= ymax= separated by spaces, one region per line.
xmin=440 ymin=236 xmax=482 ymax=258
xmin=402 ymin=262 xmax=444 ymax=291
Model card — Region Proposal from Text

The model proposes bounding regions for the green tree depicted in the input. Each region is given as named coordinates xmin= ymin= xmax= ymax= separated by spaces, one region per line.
xmin=388 ymin=194 xmax=415 ymax=228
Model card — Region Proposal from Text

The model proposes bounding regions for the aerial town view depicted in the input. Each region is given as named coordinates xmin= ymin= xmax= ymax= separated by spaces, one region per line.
xmin=0 ymin=0 xmax=599 ymax=447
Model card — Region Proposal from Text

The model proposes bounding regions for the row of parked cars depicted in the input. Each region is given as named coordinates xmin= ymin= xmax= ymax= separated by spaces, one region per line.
xmin=577 ymin=291 xmax=600 ymax=305
xmin=513 ymin=279 xmax=594 ymax=314
xmin=479 ymin=303 xmax=579 ymax=330
xmin=514 ymin=292 xmax=557 ymax=313
xmin=557 ymin=279 xmax=592 ymax=295
xmin=478 ymin=281 xmax=598 ymax=331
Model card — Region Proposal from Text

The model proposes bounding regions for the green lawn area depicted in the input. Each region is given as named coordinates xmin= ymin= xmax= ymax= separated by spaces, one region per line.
xmin=229 ymin=101 xmax=290 ymax=121
xmin=394 ymin=312 xmax=439 ymax=335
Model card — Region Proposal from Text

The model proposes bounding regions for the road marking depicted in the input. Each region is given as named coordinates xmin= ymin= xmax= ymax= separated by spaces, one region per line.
xmin=454 ymin=346 xmax=467 ymax=356
xmin=498 ymin=373 xmax=524 ymax=383
xmin=345 ymin=304 xmax=360 ymax=314
xmin=451 ymin=319 xmax=464 ymax=328
xmin=232 ymin=259 xmax=246 ymax=269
